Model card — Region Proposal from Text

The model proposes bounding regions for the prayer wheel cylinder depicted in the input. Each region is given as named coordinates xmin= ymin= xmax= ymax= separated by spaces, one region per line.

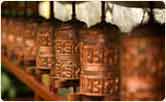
xmin=36 ymin=21 xmax=55 ymax=89
xmin=36 ymin=22 xmax=54 ymax=70
xmin=23 ymin=20 xmax=37 ymax=69
xmin=51 ymin=19 xmax=87 ymax=80
xmin=1 ymin=17 xmax=8 ymax=55
xmin=120 ymin=22 xmax=165 ymax=100
xmin=13 ymin=18 xmax=25 ymax=63
xmin=80 ymin=22 xmax=120 ymax=97
xmin=6 ymin=18 xmax=17 ymax=58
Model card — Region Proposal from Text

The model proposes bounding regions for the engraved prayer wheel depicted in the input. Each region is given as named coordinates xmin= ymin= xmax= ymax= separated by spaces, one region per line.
xmin=52 ymin=19 xmax=87 ymax=80
xmin=36 ymin=22 xmax=54 ymax=70
xmin=80 ymin=22 xmax=120 ymax=97
xmin=23 ymin=1 xmax=40 ymax=69
xmin=23 ymin=20 xmax=37 ymax=68
xmin=1 ymin=1 xmax=9 ymax=53
xmin=5 ymin=3 xmax=22 ymax=59
xmin=120 ymin=4 xmax=165 ymax=100
xmin=1 ymin=17 xmax=8 ymax=53
xmin=36 ymin=1 xmax=62 ymax=92
xmin=36 ymin=1 xmax=61 ymax=70
xmin=80 ymin=2 xmax=120 ymax=97
xmin=13 ymin=18 xmax=25 ymax=63
xmin=51 ymin=2 xmax=87 ymax=80
xmin=6 ymin=18 xmax=17 ymax=58
xmin=4 ymin=2 xmax=26 ymax=63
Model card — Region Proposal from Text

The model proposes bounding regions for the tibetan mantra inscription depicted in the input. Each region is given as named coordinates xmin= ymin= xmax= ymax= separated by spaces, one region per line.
xmin=121 ymin=37 xmax=165 ymax=100
xmin=53 ymin=24 xmax=80 ymax=80
xmin=80 ymin=28 xmax=119 ymax=97
xmin=80 ymin=45 xmax=117 ymax=65
xmin=36 ymin=23 xmax=54 ymax=70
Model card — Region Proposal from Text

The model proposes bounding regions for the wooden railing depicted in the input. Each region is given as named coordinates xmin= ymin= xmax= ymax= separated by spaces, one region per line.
xmin=2 ymin=55 xmax=65 ymax=101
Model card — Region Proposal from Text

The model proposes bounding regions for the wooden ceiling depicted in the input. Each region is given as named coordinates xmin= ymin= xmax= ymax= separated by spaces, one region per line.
xmin=1 ymin=1 xmax=164 ymax=16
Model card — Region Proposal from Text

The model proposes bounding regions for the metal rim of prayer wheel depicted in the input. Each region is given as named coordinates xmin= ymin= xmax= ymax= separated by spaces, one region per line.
xmin=120 ymin=2 xmax=165 ymax=100
xmin=80 ymin=1 xmax=120 ymax=97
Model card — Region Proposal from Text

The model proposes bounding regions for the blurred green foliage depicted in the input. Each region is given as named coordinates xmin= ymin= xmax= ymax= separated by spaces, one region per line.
xmin=1 ymin=65 xmax=33 ymax=100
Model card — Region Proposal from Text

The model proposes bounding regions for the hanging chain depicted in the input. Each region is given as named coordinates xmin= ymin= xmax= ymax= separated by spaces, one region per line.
xmin=72 ymin=1 xmax=76 ymax=19
xmin=101 ymin=1 xmax=106 ymax=22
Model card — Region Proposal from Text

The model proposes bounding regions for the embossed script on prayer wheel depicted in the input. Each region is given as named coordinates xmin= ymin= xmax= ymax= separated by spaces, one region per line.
xmin=120 ymin=22 xmax=165 ymax=100
xmin=36 ymin=22 xmax=54 ymax=70
xmin=80 ymin=22 xmax=120 ymax=97
xmin=52 ymin=20 xmax=87 ymax=80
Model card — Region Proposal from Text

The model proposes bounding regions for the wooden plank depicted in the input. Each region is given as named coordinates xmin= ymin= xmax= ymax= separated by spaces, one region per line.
xmin=110 ymin=1 xmax=164 ymax=9
xmin=2 ymin=55 xmax=65 ymax=101
xmin=67 ymin=93 xmax=81 ymax=101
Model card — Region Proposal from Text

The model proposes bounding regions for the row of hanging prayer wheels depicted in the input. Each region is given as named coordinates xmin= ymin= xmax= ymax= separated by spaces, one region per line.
xmin=1 ymin=2 xmax=165 ymax=101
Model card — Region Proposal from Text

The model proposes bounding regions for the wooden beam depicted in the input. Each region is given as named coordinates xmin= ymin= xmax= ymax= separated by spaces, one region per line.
xmin=2 ymin=55 xmax=65 ymax=101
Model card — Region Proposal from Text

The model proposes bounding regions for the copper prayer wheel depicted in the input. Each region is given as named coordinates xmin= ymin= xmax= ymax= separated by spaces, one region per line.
xmin=6 ymin=18 xmax=17 ymax=58
xmin=4 ymin=3 xmax=22 ymax=59
xmin=17 ymin=2 xmax=38 ymax=64
xmin=52 ymin=19 xmax=87 ymax=80
xmin=23 ymin=20 xmax=37 ymax=68
xmin=22 ymin=2 xmax=38 ymax=68
xmin=36 ymin=1 xmax=62 ymax=92
xmin=79 ymin=1 xmax=120 ymax=97
xmin=13 ymin=18 xmax=25 ymax=63
xmin=36 ymin=22 xmax=54 ymax=70
xmin=1 ymin=17 xmax=8 ymax=55
xmin=51 ymin=2 xmax=87 ymax=80
xmin=120 ymin=5 xmax=165 ymax=100
xmin=80 ymin=22 xmax=120 ymax=97
xmin=36 ymin=1 xmax=61 ymax=71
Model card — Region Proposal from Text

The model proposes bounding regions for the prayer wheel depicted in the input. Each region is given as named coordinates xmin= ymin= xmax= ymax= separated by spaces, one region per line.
xmin=52 ymin=20 xmax=87 ymax=80
xmin=1 ymin=2 xmax=8 ymax=52
xmin=13 ymin=18 xmax=25 ymax=64
xmin=120 ymin=4 xmax=165 ymax=100
xmin=36 ymin=22 xmax=54 ymax=70
xmin=6 ymin=18 xmax=17 ymax=58
xmin=36 ymin=1 xmax=61 ymax=90
xmin=80 ymin=23 xmax=120 ymax=97
xmin=2 ymin=2 xmax=19 ymax=55
xmin=36 ymin=1 xmax=61 ymax=71
xmin=80 ymin=1 xmax=120 ymax=98
xmin=51 ymin=2 xmax=87 ymax=80
xmin=1 ymin=17 xmax=8 ymax=55
xmin=23 ymin=1 xmax=40 ymax=70
xmin=23 ymin=20 xmax=38 ymax=69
